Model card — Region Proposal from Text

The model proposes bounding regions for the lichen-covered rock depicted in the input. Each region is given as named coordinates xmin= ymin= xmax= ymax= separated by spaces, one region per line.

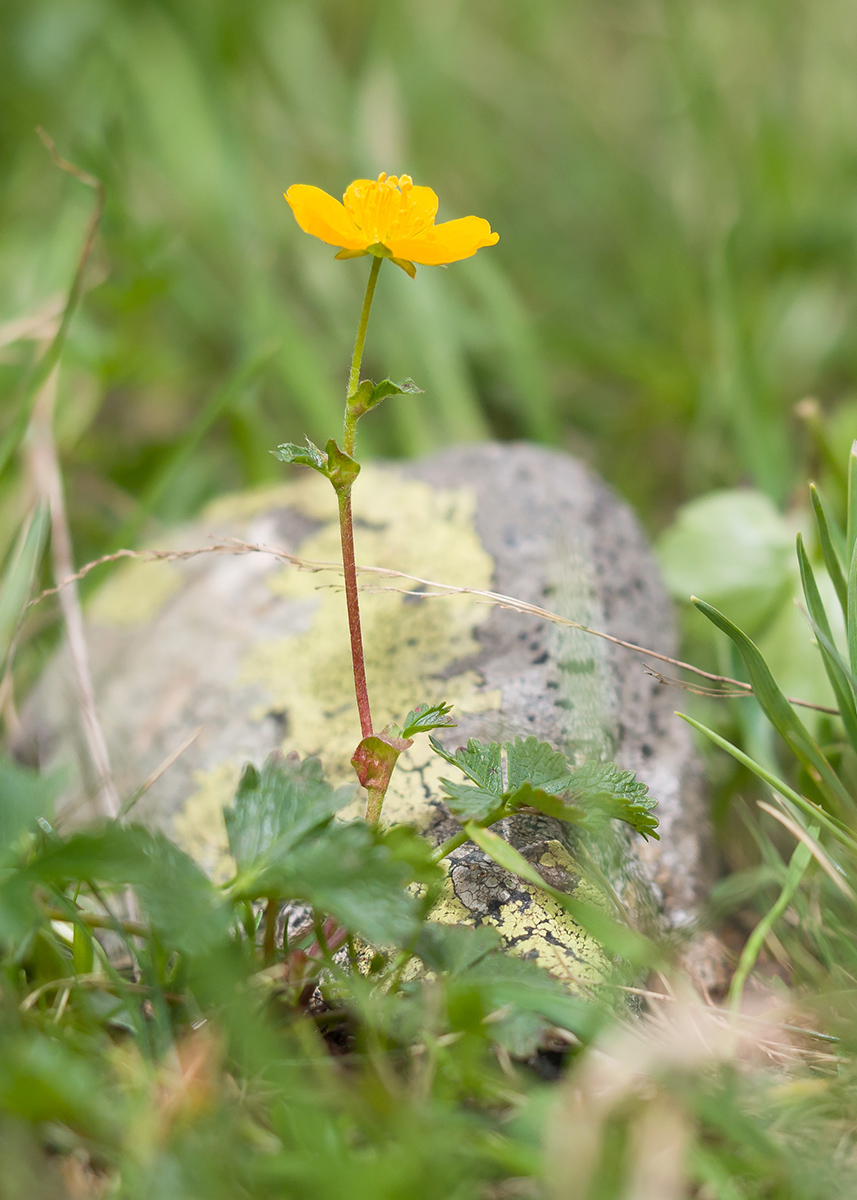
xmin=24 ymin=443 xmax=712 ymax=977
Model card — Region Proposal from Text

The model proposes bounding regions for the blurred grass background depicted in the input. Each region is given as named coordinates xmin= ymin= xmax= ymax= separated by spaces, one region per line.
xmin=5 ymin=0 xmax=857 ymax=577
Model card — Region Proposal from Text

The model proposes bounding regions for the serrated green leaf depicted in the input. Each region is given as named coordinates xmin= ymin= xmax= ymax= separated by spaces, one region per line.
xmin=504 ymin=780 xmax=587 ymax=826
xmin=810 ymin=484 xmax=847 ymax=616
xmin=399 ymin=702 xmax=456 ymax=739
xmin=505 ymin=736 xmax=571 ymax=794
xmin=370 ymin=377 xmax=423 ymax=403
xmin=439 ymin=779 xmax=504 ymax=822
xmin=379 ymin=825 xmax=443 ymax=888
xmin=272 ymin=438 xmax=328 ymax=475
xmin=429 ymin=736 xmax=503 ymax=792
xmin=0 ymin=759 xmax=58 ymax=865
xmin=351 ymin=377 xmax=424 ymax=418
xmin=225 ymin=753 xmax=351 ymax=877
xmin=412 ymin=923 xmax=501 ymax=975
xmin=693 ymin=596 xmax=853 ymax=814
xmin=565 ymin=761 xmax=659 ymax=840
xmin=461 ymin=952 xmax=602 ymax=1041
xmin=31 ymin=825 xmax=229 ymax=955
xmin=239 ymin=821 xmax=424 ymax=947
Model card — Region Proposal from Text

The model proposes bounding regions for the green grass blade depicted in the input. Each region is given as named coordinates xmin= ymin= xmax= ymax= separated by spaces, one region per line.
xmin=678 ymin=712 xmax=856 ymax=852
xmin=810 ymin=484 xmax=847 ymax=615
xmin=0 ymin=504 xmax=50 ymax=676
xmin=693 ymin=597 xmax=853 ymax=814
xmin=727 ymin=835 xmax=813 ymax=1012
xmin=0 ymin=149 xmax=103 ymax=484
xmin=849 ymin=539 xmax=857 ymax=680
xmin=847 ymin=440 xmax=857 ymax=563
xmin=111 ymin=339 xmax=279 ymax=549
xmin=796 ymin=533 xmax=857 ymax=751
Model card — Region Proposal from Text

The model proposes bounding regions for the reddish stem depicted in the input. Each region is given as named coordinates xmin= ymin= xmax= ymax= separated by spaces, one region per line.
xmin=337 ymin=487 xmax=373 ymax=738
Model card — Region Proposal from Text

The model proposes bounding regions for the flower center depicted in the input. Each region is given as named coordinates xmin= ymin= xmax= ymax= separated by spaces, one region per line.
xmin=344 ymin=173 xmax=433 ymax=245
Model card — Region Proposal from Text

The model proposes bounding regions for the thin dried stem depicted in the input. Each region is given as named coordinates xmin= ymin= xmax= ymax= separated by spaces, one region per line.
xmin=26 ymin=371 xmax=120 ymax=820
xmin=24 ymin=537 xmax=838 ymax=716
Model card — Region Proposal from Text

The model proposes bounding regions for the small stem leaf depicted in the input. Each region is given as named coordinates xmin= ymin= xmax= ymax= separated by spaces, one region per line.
xmin=399 ymin=702 xmax=456 ymax=739
xmin=390 ymin=257 xmax=417 ymax=278
xmin=350 ymin=377 xmax=424 ymax=419
xmin=351 ymin=731 xmax=413 ymax=795
xmin=810 ymin=484 xmax=847 ymax=615
xmin=273 ymin=438 xmax=329 ymax=475
xmin=325 ymin=439 xmax=361 ymax=490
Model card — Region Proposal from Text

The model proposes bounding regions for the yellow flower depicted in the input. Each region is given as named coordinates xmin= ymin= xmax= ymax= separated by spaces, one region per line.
xmin=285 ymin=173 xmax=499 ymax=276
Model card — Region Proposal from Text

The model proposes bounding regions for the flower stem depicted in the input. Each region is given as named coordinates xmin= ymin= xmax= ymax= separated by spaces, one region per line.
xmin=336 ymin=256 xmax=383 ymax=743
xmin=344 ymin=255 xmax=382 ymax=455
xmin=338 ymin=487 xmax=373 ymax=738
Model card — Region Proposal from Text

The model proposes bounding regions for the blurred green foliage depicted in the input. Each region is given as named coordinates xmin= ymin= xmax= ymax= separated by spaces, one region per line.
xmin=5 ymin=0 xmax=857 ymax=572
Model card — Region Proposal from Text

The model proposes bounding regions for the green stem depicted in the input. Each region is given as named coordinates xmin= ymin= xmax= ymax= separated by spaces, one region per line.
xmin=365 ymin=786 xmax=385 ymax=824
xmin=727 ymin=837 xmax=813 ymax=1012
xmin=338 ymin=487 xmax=373 ymax=739
xmin=263 ymin=897 xmax=279 ymax=964
xmin=337 ymin=256 xmax=383 ymax=746
xmin=344 ymin=255 xmax=382 ymax=456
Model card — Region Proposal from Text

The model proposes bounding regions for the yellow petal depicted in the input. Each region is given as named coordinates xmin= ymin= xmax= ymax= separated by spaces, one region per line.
xmin=285 ymin=185 xmax=369 ymax=250
xmin=386 ymin=216 xmax=499 ymax=265
xmin=344 ymin=178 xmax=438 ymax=245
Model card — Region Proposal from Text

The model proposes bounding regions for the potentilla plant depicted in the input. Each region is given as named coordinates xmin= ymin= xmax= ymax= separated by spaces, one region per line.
xmin=276 ymin=172 xmax=499 ymax=822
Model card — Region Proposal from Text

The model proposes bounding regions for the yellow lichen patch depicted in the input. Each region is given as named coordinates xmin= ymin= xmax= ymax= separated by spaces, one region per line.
xmin=87 ymin=559 xmax=184 ymax=627
xmin=240 ymin=466 xmax=501 ymax=819
xmin=201 ymin=481 xmax=305 ymax=524
xmin=173 ymin=762 xmax=238 ymax=883
xmin=425 ymin=841 xmax=613 ymax=990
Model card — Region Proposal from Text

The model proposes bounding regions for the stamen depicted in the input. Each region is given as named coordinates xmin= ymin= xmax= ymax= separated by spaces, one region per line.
xmin=400 ymin=175 xmax=413 ymax=192
xmin=377 ymin=172 xmax=387 ymax=183
xmin=387 ymin=175 xmax=399 ymax=188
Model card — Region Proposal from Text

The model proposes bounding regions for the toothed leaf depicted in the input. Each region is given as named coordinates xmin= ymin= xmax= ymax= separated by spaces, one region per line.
xmin=273 ymin=438 xmax=328 ymax=475
xmin=505 ymin=736 xmax=572 ymax=794
xmin=429 ymin=736 xmax=503 ymax=793
xmin=399 ymin=702 xmax=456 ymax=739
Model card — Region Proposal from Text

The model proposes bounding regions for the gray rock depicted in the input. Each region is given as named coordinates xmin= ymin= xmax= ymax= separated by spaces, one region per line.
xmin=24 ymin=443 xmax=713 ymax=971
